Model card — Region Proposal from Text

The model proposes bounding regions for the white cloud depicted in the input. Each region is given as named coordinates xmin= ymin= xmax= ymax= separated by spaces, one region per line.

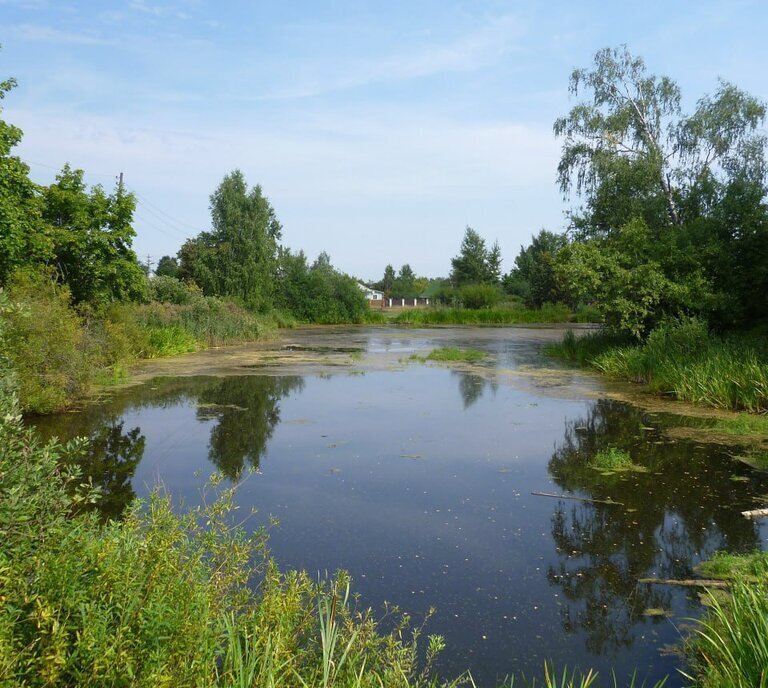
xmin=261 ymin=14 xmax=525 ymax=100
xmin=12 ymin=23 xmax=111 ymax=45
xmin=7 ymin=103 xmax=563 ymax=275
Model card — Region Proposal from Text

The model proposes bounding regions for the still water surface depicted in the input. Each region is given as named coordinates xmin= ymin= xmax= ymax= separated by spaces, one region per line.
xmin=35 ymin=327 xmax=768 ymax=686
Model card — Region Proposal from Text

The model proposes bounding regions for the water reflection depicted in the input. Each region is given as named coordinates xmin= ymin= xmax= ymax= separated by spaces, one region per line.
xmin=547 ymin=400 xmax=765 ymax=654
xmin=36 ymin=375 xmax=304 ymax=512
xmin=71 ymin=421 xmax=145 ymax=520
xmin=196 ymin=376 xmax=304 ymax=479
xmin=454 ymin=371 xmax=498 ymax=409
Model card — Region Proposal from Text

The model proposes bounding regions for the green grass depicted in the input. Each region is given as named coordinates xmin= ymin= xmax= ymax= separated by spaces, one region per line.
xmin=548 ymin=319 xmax=768 ymax=413
xmin=684 ymin=579 xmax=768 ymax=688
xmin=696 ymin=550 xmax=768 ymax=581
xmin=394 ymin=303 xmax=572 ymax=325
xmin=709 ymin=413 xmax=768 ymax=436
xmin=588 ymin=447 xmax=645 ymax=473
xmin=425 ymin=346 xmax=488 ymax=362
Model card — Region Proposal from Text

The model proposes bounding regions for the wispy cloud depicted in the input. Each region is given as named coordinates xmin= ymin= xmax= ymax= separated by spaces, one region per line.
xmin=13 ymin=23 xmax=111 ymax=45
xmin=261 ymin=14 xmax=525 ymax=100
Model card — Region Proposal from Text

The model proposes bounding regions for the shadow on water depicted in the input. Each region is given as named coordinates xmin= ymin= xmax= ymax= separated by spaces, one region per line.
xmin=546 ymin=399 xmax=768 ymax=657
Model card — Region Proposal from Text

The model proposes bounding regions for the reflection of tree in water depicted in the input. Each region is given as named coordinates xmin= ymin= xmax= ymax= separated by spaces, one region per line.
xmin=454 ymin=371 xmax=497 ymax=409
xmin=71 ymin=421 xmax=146 ymax=521
xmin=546 ymin=399 xmax=767 ymax=656
xmin=197 ymin=376 xmax=304 ymax=480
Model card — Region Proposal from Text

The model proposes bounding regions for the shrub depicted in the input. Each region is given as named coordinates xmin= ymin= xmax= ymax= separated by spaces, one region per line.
xmin=149 ymin=275 xmax=203 ymax=305
xmin=3 ymin=270 xmax=92 ymax=413
xmin=459 ymin=283 xmax=501 ymax=309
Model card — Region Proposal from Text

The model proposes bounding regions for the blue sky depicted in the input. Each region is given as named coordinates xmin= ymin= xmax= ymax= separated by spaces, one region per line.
xmin=2 ymin=0 xmax=767 ymax=279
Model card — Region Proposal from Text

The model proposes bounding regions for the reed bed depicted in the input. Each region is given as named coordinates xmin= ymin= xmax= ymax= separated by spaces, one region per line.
xmin=548 ymin=320 xmax=768 ymax=412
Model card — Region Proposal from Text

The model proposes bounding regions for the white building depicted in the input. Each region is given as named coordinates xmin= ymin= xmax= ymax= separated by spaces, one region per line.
xmin=357 ymin=283 xmax=384 ymax=300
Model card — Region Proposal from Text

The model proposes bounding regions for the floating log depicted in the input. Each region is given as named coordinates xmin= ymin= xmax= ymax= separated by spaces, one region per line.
xmin=531 ymin=491 xmax=624 ymax=506
xmin=638 ymin=578 xmax=730 ymax=589
xmin=741 ymin=507 xmax=768 ymax=519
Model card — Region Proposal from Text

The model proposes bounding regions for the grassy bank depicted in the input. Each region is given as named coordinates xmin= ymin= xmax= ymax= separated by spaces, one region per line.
xmin=547 ymin=319 xmax=768 ymax=412
xmin=1 ymin=273 xmax=283 ymax=414
xmin=683 ymin=551 xmax=768 ymax=688
xmin=394 ymin=303 xmax=574 ymax=325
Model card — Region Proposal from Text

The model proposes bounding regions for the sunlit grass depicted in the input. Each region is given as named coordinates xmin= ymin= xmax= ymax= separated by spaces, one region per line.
xmin=588 ymin=447 xmax=646 ymax=473
xmin=548 ymin=320 xmax=768 ymax=412
xmin=395 ymin=303 xmax=572 ymax=325
xmin=696 ymin=550 xmax=768 ymax=582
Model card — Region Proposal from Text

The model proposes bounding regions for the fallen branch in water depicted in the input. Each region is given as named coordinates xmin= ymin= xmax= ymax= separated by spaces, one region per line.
xmin=531 ymin=491 xmax=624 ymax=506
xmin=741 ymin=507 xmax=768 ymax=519
xmin=638 ymin=578 xmax=730 ymax=589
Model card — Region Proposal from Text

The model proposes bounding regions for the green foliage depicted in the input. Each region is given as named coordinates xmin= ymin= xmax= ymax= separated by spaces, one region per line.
xmin=395 ymin=303 xmax=571 ymax=325
xmin=551 ymin=319 xmax=768 ymax=411
xmin=178 ymin=170 xmax=281 ymax=311
xmin=554 ymin=46 xmax=768 ymax=332
xmin=42 ymin=164 xmax=147 ymax=304
xmin=410 ymin=346 xmax=487 ymax=363
xmin=149 ymin=274 xmax=202 ymax=305
xmin=3 ymin=270 xmax=92 ymax=413
xmin=697 ymin=551 xmax=768 ymax=581
xmin=459 ymin=283 xmax=502 ymax=309
xmin=274 ymin=249 xmax=369 ymax=324
xmin=0 ymin=73 xmax=54 ymax=285
xmin=505 ymin=230 xmax=569 ymax=308
xmin=554 ymin=219 xmax=710 ymax=338
xmin=588 ymin=447 xmax=644 ymax=473
xmin=155 ymin=254 xmax=180 ymax=278
xmin=450 ymin=227 xmax=501 ymax=287
xmin=134 ymin=298 xmax=274 ymax=349
xmin=707 ymin=413 xmax=768 ymax=437
xmin=684 ymin=580 xmax=768 ymax=688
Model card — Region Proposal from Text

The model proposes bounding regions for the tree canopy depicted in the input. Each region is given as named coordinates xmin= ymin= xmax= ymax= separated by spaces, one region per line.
xmin=553 ymin=46 xmax=768 ymax=334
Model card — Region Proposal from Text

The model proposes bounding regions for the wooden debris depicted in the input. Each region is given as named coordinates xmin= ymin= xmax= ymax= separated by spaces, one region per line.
xmin=741 ymin=507 xmax=768 ymax=519
xmin=638 ymin=577 xmax=730 ymax=589
xmin=531 ymin=491 xmax=623 ymax=506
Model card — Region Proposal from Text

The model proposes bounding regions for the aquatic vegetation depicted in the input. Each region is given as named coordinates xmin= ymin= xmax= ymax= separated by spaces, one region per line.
xmin=696 ymin=550 xmax=768 ymax=582
xmin=394 ymin=303 xmax=572 ymax=325
xmin=684 ymin=579 xmax=768 ymax=688
xmin=549 ymin=320 xmax=768 ymax=412
xmin=426 ymin=346 xmax=488 ymax=362
xmin=708 ymin=413 xmax=768 ymax=436
xmin=588 ymin=447 xmax=645 ymax=473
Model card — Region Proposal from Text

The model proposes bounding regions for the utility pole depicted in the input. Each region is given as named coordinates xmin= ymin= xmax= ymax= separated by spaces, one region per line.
xmin=145 ymin=254 xmax=154 ymax=276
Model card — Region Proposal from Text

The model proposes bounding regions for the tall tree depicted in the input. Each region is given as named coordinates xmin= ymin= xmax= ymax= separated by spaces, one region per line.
xmin=381 ymin=264 xmax=396 ymax=295
xmin=554 ymin=46 xmax=768 ymax=331
xmin=42 ymin=165 xmax=146 ymax=304
xmin=0 ymin=73 xmax=52 ymax=284
xmin=393 ymin=263 xmax=417 ymax=297
xmin=506 ymin=230 xmax=569 ymax=307
xmin=450 ymin=227 xmax=491 ymax=286
xmin=179 ymin=171 xmax=281 ymax=310
xmin=155 ymin=255 xmax=179 ymax=278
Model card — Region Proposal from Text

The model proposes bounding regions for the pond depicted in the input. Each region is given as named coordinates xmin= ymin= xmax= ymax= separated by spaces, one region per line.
xmin=33 ymin=326 xmax=768 ymax=686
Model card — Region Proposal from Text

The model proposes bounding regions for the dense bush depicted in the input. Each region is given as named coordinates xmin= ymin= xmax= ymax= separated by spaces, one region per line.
xmin=148 ymin=274 xmax=202 ymax=305
xmin=458 ymin=283 xmax=501 ymax=309
xmin=3 ymin=270 xmax=92 ymax=413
